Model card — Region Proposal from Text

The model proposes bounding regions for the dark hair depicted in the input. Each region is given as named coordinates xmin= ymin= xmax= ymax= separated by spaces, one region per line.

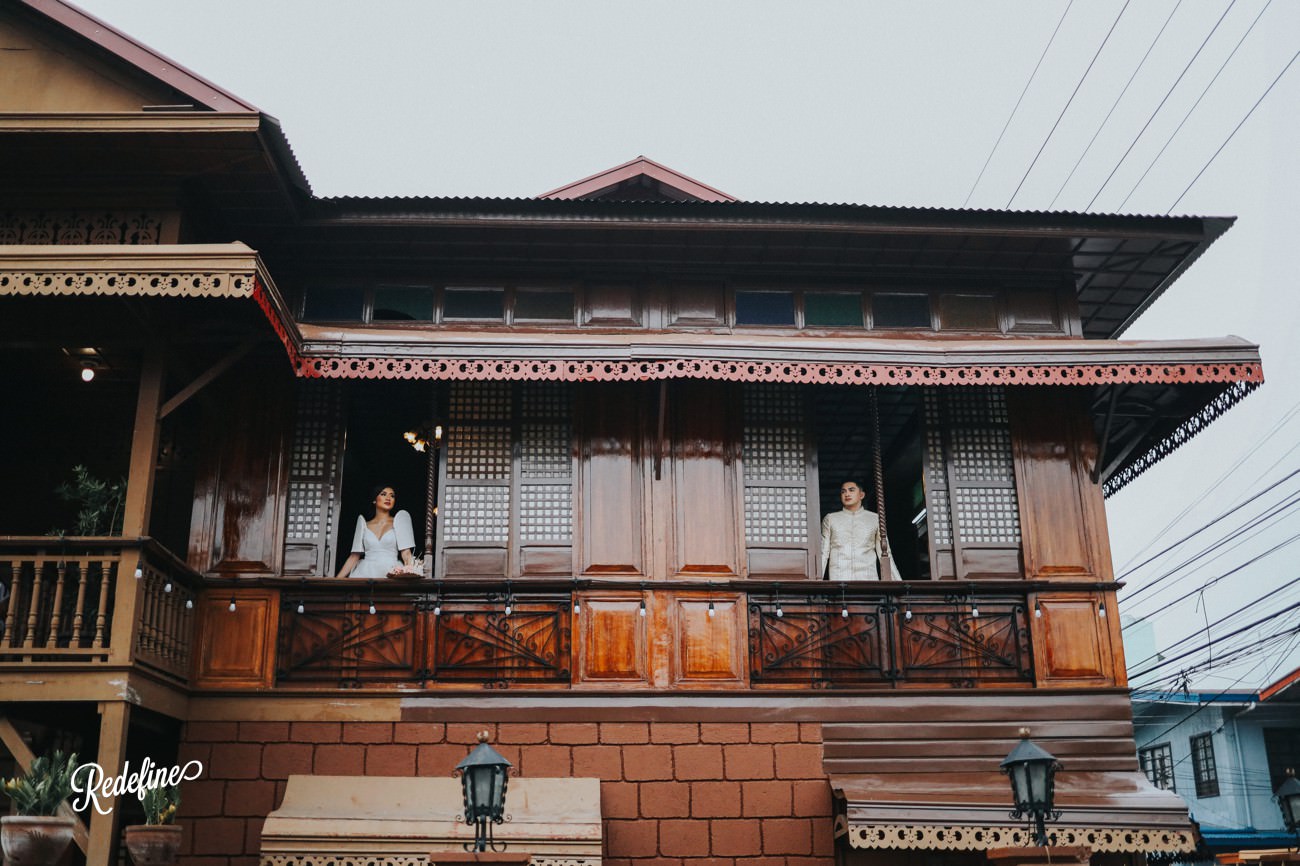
xmin=367 ymin=484 xmax=396 ymax=517
xmin=840 ymin=480 xmax=866 ymax=491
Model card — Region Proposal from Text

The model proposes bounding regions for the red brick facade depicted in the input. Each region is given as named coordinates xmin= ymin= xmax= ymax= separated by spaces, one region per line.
xmin=175 ymin=719 xmax=835 ymax=866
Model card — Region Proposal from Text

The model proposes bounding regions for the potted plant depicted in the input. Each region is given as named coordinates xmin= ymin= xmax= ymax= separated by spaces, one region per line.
xmin=123 ymin=784 xmax=182 ymax=866
xmin=0 ymin=750 xmax=78 ymax=866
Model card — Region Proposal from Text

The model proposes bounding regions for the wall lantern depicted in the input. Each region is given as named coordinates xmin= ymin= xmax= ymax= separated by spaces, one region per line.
xmin=1276 ymin=768 xmax=1300 ymax=841
xmin=456 ymin=730 xmax=511 ymax=852
xmin=1000 ymin=728 xmax=1062 ymax=847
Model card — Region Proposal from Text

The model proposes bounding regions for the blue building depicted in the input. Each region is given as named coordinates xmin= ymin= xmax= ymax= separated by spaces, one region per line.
xmin=1131 ymin=668 xmax=1300 ymax=854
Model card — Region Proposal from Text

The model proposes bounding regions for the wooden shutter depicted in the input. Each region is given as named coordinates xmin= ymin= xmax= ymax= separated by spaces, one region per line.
xmin=741 ymin=384 xmax=817 ymax=577
xmin=282 ymin=380 xmax=346 ymax=576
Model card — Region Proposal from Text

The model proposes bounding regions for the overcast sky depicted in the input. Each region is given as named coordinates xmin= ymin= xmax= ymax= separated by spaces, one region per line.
xmin=72 ymin=0 xmax=1300 ymax=692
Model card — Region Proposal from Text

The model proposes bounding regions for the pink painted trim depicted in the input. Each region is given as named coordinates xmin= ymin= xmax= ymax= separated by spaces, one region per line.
xmin=538 ymin=156 xmax=737 ymax=201
xmin=294 ymin=356 xmax=1264 ymax=386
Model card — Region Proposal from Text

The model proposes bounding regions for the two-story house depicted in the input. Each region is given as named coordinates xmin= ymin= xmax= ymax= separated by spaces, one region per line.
xmin=0 ymin=2 xmax=1267 ymax=865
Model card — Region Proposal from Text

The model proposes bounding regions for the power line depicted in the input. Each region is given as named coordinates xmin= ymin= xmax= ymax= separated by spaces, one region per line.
xmin=1117 ymin=0 xmax=1273 ymax=210
xmin=1167 ymin=45 xmax=1300 ymax=212
xmin=1129 ymin=603 xmax=1300 ymax=681
xmin=1084 ymin=0 xmax=1237 ymax=212
xmin=1122 ymin=489 xmax=1300 ymax=617
xmin=963 ymin=1 xmax=1074 ymax=207
xmin=1047 ymin=0 xmax=1183 ymax=209
xmin=1007 ymin=0 xmax=1131 ymax=208
xmin=1119 ymin=467 xmax=1300 ymax=587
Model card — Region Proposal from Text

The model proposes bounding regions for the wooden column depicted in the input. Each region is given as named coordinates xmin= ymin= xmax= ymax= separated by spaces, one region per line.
xmin=86 ymin=701 xmax=131 ymax=866
xmin=112 ymin=352 xmax=165 ymax=665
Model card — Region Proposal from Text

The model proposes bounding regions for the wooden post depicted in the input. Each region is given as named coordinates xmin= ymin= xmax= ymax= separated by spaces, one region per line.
xmin=112 ymin=352 xmax=165 ymax=665
xmin=86 ymin=701 xmax=131 ymax=866
xmin=870 ymin=387 xmax=892 ymax=580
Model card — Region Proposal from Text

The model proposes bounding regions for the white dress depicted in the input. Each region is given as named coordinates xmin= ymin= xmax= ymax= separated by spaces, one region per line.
xmin=348 ymin=510 xmax=415 ymax=578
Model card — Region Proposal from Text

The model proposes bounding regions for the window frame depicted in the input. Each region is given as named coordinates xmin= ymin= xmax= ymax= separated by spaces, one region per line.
xmin=1138 ymin=742 xmax=1176 ymax=792
xmin=1190 ymin=732 xmax=1220 ymax=798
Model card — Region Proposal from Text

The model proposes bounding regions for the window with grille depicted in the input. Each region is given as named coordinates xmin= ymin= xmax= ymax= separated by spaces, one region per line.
xmin=741 ymin=385 xmax=817 ymax=576
xmin=1190 ymin=733 xmax=1220 ymax=798
xmin=921 ymin=386 xmax=1022 ymax=578
xmin=1139 ymin=743 xmax=1176 ymax=792
xmin=439 ymin=381 xmax=574 ymax=577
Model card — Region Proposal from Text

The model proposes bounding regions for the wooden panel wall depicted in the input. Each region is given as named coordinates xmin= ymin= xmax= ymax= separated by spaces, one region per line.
xmin=188 ymin=357 xmax=291 ymax=578
xmin=577 ymin=385 xmax=646 ymax=577
xmin=667 ymin=381 xmax=741 ymax=578
xmin=192 ymin=587 xmax=279 ymax=689
xmin=1009 ymin=387 xmax=1113 ymax=582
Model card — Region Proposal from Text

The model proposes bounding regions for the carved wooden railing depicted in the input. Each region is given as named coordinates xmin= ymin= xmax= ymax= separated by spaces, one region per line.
xmin=0 ymin=537 xmax=198 ymax=682
xmin=270 ymin=580 xmax=1042 ymax=690
xmin=131 ymin=542 xmax=201 ymax=683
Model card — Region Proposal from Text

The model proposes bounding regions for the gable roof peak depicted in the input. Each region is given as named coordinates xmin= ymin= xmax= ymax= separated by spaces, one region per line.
xmin=538 ymin=156 xmax=736 ymax=203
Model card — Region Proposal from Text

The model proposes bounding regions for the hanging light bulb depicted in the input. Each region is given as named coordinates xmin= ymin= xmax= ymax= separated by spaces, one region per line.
xmin=505 ymin=597 xmax=513 ymax=616
xmin=228 ymin=596 xmax=237 ymax=613
xmin=80 ymin=363 xmax=96 ymax=382
xmin=638 ymin=597 xmax=646 ymax=617
xmin=185 ymin=598 xmax=193 ymax=610
xmin=775 ymin=600 xmax=784 ymax=618
xmin=572 ymin=597 xmax=580 ymax=615
xmin=1034 ymin=600 xmax=1043 ymax=619
xmin=1098 ymin=600 xmax=1107 ymax=618
xmin=297 ymin=600 xmax=305 ymax=615
xmin=134 ymin=566 xmax=143 ymax=579
xmin=163 ymin=581 xmax=173 ymax=593
xmin=970 ymin=599 xmax=980 ymax=618
xmin=841 ymin=604 xmax=849 ymax=619
xmin=707 ymin=599 xmax=715 ymax=618
xmin=434 ymin=597 xmax=442 ymax=616
xmin=904 ymin=603 xmax=913 ymax=622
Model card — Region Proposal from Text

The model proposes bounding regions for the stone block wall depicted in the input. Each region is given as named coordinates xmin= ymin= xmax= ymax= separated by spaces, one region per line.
xmin=174 ymin=719 xmax=835 ymax=866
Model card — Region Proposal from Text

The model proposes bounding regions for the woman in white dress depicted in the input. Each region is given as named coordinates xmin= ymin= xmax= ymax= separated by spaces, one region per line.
xmin=334 ymin=484 xmax=416 ymax=579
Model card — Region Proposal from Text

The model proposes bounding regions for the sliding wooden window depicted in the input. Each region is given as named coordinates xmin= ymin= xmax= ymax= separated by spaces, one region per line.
xmin=741 ymin=384 xmax=818 ymax=578
xmin=437 ymin=381 xmax=574 ymax=578
xmin=922 ymin=386 xmax=1022 ymax=579
xmin=282 ymin=380 xmax=347 ymax=577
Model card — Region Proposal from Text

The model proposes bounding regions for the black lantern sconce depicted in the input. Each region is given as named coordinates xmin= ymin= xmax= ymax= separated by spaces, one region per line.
xmin=1276 ymin=768 xmax=1300 ymax=843
xmin=456 ymin=730 xmax=511 ymax=852
xmin=1000 ymin=728 xmax=1062 ymax=847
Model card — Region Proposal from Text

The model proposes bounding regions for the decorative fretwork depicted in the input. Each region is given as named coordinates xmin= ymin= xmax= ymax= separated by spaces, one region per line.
xmin=894 ymin=596 xmax=1032 ymax=684
xmin=277 ymin=595 xmax=419 ymax=687
xmin=277 ymin=591 xmax=571 ymax=687
xmin=748 ymin=594 xmax=1032 ymax=687
xmin=843 ymin=822 xmax=1196 ymax=854
xmin=429 ymin=600 xmax=571 ymax=683
xmin=442 ymin=486 xmax=510 ymax=543
xmin=520 ymin=485 xmax=572 ymax=542
xmin=744 ymin=486 xmax=808 ymax=544
xmin=0 ymin=270 xmax=254 ymax=298
xmin=748 ymin=597 xmax=890 ymax=685
xmin=0 ymin=210 xmax=164 ymax=245
xmin=262 ymin=855 xmax=430 ymax=866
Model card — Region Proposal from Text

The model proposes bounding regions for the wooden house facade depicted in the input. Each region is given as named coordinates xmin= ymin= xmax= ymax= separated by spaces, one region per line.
xmin=0 ymin=3 xmax=1267 ymax=865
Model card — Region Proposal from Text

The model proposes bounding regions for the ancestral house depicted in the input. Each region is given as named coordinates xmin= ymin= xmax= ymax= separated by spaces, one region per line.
xmin=0 ymin=2 xmax=1269 ymax=865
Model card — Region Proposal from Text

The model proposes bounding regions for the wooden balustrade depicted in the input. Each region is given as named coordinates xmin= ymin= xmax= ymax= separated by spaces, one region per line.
xmin=253 ymin=579 xmax=1117 ymax=691
xmin=0 ymin=538 xmax=199 ymax=682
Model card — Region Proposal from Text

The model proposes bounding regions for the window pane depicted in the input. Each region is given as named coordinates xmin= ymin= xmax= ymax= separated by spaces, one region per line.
xmin=515 ymin=289 xmax=574 ymax=321
xmin=873 ymin=294 xmax=931 ymax=329
xmin=736 ymin=291 xmax=795 ymax=326
xmin=373 ymin=286 xmax=434 ymax=322
xmin=1191 ymin=733 xmax=1219 ymax=798
xmin=445 ymin=287 xmax=505 ymax=321
xmin=805 ymin=292 xmax=862 ymax=327
xmin=303 ymin=286 xmax=363 ymax=321
xmin=938 ymin=294 xmax=998 ymax=331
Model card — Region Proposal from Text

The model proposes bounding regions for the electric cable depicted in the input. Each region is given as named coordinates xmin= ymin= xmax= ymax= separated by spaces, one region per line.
xmin=1167 ymin=46 xmax=1300 ymax=212
xmin=1006 ymin=0 xmax=1131 ymax=208
xmin=1117 ymin=0 xmax=1273 ymax=210
xmin=1128 ymin=598 xmax=1300 ymax=680
xmin=963 ymin=0 xmax=1074 ymax=207
xmin=1118 ymin=467 xmax=1300 ymax=587
xmin=1084 ymin=0 xmax=1237 ymax=212
xmin=1047 ymin=0 xmax=1183 ymax=210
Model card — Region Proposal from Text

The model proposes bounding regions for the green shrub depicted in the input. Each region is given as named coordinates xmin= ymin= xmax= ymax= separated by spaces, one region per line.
xmin=142 ymin=784 xmax=180 ymax=825
xmin=1 ymin=750 xmax=77 ymax=816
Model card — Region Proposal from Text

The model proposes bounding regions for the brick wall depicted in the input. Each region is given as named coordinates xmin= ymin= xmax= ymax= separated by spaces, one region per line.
xmin=176 ymin=719 xmax=834 ymax=866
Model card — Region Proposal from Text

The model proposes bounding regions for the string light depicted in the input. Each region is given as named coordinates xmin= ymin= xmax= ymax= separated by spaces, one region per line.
xmin=163 ymin=581 xmax=172 ymax=593
xmin=80 ymin=363 xmax=95 ymax=382
xmin=639 ymin=597 xmax=646 ymax=617
xmin=1098 ymin=600 xmax=1107 ymax=618
xmin=369 ymin=601 xmax=377 ymax=615
xmin=185 ymin=598 xmax=193 ymax=610
xmin=1034 ymin=600 xmax=1043 ymax=619
xmin=297 ymin=600 xmax=305 ymax=615
xmin=227 ymin=595 xmax=236 ymax=613
xmin=134 ymin=567 xmax=143 ymax=579
xmin=775 ymin=599 xmax=784 ymax=618
xmin=707 ymin=599 xmax=715 ymax=618
xmin=970 ymin=598 xmax=980 ymax=618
